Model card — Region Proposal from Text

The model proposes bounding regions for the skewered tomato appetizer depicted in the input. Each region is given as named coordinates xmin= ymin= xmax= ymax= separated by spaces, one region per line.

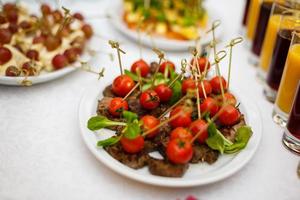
xmin=200 ymin=97 xmax=219 ymax=117
xmin=169 ymin=106 xmax=192 ymax=128
xmin=198 ymin=80 xmax=212 ymax=98
xmin=190 ymin=57 xmax=210 ymax=73
xmin=189 ymin=119 xmax=208 ymax=143
xmin=140 ymin=115 xmax=160 ymax=138
xmin=139 ymin=90 xmax=160 ymax=110
xmin=120 ymin=135 xmax=144 ymax=154
xmin=108 ymin=98 xmax=128 ymax=117
xmin=210 ymin=76 xmax=228 ymax=94
xmin=219 ymin=105 xmax=240 ymax=126
xmin=221 ymin=92 xmax=237 ymax=106
xmin=170 ymin=127 xmax=193 ymax=141
xmin=159 ymin=60 xmax=175 ymax=76
xmin=182 ymin=78 xmax=196 ymax=94
xmin=131 ymin=59 xmax=150 ymax=77
xmin=154 ymin=84 xmax=173 ymax=102
xmin=112 ymin=75 xmax=135 ymax=97
xmin=166 ymin=139 xmax=193 ymax=164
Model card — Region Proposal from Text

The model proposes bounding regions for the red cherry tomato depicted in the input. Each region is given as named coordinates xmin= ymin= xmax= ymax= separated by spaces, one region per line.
xmin=166 ymin=139 xmax=193 ymax=164
xmin=159 ymin=61 xmax=175 ymax=76
xmin=182 ymin=78 xmax=196 ymax=95
xmin=120 ymin=135 xmax=144 ymax=154
xmin=112 ymin=75 xmax=135 ymax=97
xmin=200 ymin=97 xmax=219 ymax=117
xmin=131 ymin=59 xmax=150 ymax=77
xmin=218 ymin=105 xmax=241 ymax=126
xmin=140 ymin=115 xmax=160 ymax=138
xmin=139 ymin=90 xmax=160 ymax=110
xmin=189 ymin=119 xmax=208 ymax=144
xmin=154 ymin=84 xmax=173 ymax=102
xmin=210 ymin=76 xmax=228 ymax=94
xmin=108 ymin=97 xmax=128 ymax=117
xmin=52 ymin=54 xmax=68 ymax=70
xmin=170 ymin=127 xmax=193 ymax=141
xmin=169 ymin=106 xmax=192 ymax=128
xmin=223 ymin=92 xmax=237 ymax=106
xmin=190 ymin=57 xmax=210 ymax=73
xmin=198 ymin=80 xmax=212 ymax=98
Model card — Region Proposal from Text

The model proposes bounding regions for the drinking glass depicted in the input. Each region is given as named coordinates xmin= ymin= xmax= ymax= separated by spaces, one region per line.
xmin=264 ymin=13 xmax=300 ymax=103
xmin=250 ymin=0 xmax=275 ymax=66
xmin=273 ymin=30 xmax=300 ymax=126
xmin=257 ymin=1 xmax=299 ymax=80
xmin=282 ymin=81 xmax=300 ymax=154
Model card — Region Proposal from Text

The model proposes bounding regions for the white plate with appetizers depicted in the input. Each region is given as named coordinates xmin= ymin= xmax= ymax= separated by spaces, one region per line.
xmin=79 ymin=83 xmax=262 ymax=187
xmin=0 ymin=2 xmax=93 ymax=86
xmin=108 ymin=1 xmax=224 ymax=51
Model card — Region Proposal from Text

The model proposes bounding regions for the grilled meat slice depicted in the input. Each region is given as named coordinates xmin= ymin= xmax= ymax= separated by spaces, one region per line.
xmin=103 ymin=85 xmax=116 ymax=98
xmin=190 ymin=143 xmax=219 ymax=164
xmin=148 ymin=158 xmax=189 ymax=177
xmin=105 ymin=144 xmax=150 ymax=169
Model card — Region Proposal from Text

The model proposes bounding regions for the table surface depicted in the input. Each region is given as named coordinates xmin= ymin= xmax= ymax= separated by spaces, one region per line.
xmin=0 ymin=0 xmax=299 ymax=200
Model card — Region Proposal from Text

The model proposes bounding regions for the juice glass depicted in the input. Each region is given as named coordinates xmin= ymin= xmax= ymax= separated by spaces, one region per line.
xmin=264 ymin=13 xmax=300 ymax=103
xmin=273 ymin=31 xmax=300 ymax=126
xmin=242 ymin=0 xmax=252 ymax=26
xmin=251 ymin=0 xmax=275 ymax=65
xmin=257 ymin=2 xmax=296 ymax=80
xmin=282 ymin=81 xmax=300 ymax=154
xmin=246 ymin=0 xmax=262 ymax=42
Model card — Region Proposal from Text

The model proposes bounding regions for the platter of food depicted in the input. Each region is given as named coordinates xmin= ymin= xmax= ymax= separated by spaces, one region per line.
xmin=79 ymin=36 xmax=262 ymax=186
xmin=0 ymin=2 xmax=93 ymax=86
xmin=108 ymin=0 xmax=224 ymax=51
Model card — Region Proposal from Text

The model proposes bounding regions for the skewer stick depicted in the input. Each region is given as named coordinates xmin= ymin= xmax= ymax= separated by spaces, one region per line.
xmin=158 ymin=95 xmax=188 ymax=119
xmin=206 ymin=20 xmax=226 ymax=101
xmin=109 ymin=40 xmax=126 ymax=75
xmin=80 ymin=61 xmax=105 ymax=79
xmin=191 ymin=101 xmax=229 ymax=143
xmin=136 ymin=68 xmax=143 ymax=91
xmin=144 ymin=105 xmax=192 ymax=136
xmin=191 ymin=67 xmax=201 ymax=119
xmin=122 ymin=83 xmax=140 ymax=100
xmin=168 ymin=59 xmax=187 ymax=88
xmin=151 ymin=48 xmax=165 ymax=87
xmin=225 ymin=37 xmax=243 ymax=90
xmin=213 ymin=50 xmax=227 ymax=101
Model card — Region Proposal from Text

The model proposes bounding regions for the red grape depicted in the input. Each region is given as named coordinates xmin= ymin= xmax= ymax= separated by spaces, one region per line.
xmin=19 ymin=20 xmax=32 ymax=30
xmin=64 ymin=48 xmax=78 ymax=63
xmin=82 ymin=24 xmax=93 ymax=39
xmin=52 ymin=54 xmax=68 ymax=69
xmin=44 ymin=35 xmax=61 ymax=51
xmin=52 ymin=10 xmax=63 ymax=23
xmin=22 ymin=62 xmax=36 ymax=76
xmin=33 ymin=35 xmax=45 ymax=44
xmin=5 ymin=66 xmax=20 ymax=77
xmin=0 ymin=47 xmax=12 ymax=65
xmin=26 ymin=50 xmax=39 ymax=61
xmin=73 ymin=12 xmax=84 ymax=21
xmin=0 ymin=28 xmax=13 ymax=44
xmin=41 ymin=4 xmax=52 ymax=15
xmin=8 ymin=23 xmax=19 ymax=33
xmin=6 ymin=10 xmax=18 ymax=23
xmin=3 ymin=3 xmax=17 ymax=13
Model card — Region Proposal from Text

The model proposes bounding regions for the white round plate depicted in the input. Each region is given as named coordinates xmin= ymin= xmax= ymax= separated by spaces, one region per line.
xmin=79 ymin=84 xmax=262 ymax=187
xmin=108 ymin=1 xmax=224 ymax=51
xmin=0 ymin=53 xmax=90 ymax=86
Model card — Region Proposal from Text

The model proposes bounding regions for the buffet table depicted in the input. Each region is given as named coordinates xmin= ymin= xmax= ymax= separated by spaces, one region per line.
xmin=0 ymin=0 xmax=299 ymax=199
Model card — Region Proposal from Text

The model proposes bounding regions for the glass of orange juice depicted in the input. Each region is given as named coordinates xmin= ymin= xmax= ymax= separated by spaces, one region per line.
xmin=273 ymin=30 xmax=300 ymax=126
xmin=257 ymin=2 xmax=298 ymax=81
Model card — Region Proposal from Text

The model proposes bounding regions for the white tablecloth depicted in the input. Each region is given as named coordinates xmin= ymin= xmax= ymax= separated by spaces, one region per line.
xmin=0 ymin=0 xmax=299 ymax=199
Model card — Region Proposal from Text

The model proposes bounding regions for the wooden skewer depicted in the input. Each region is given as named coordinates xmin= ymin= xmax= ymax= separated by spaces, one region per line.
xmin=122 ymin=83 xmax=140 ymax=100
xmin=158 ymin=95 xmax=188 ymax=119
xmin=225 ymin=37 xmax=243 ymax=90
xmin=109 ymin=40 xmax=126 ymax=75
xmin=168 ymin=59 xmax=187 ymax=88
